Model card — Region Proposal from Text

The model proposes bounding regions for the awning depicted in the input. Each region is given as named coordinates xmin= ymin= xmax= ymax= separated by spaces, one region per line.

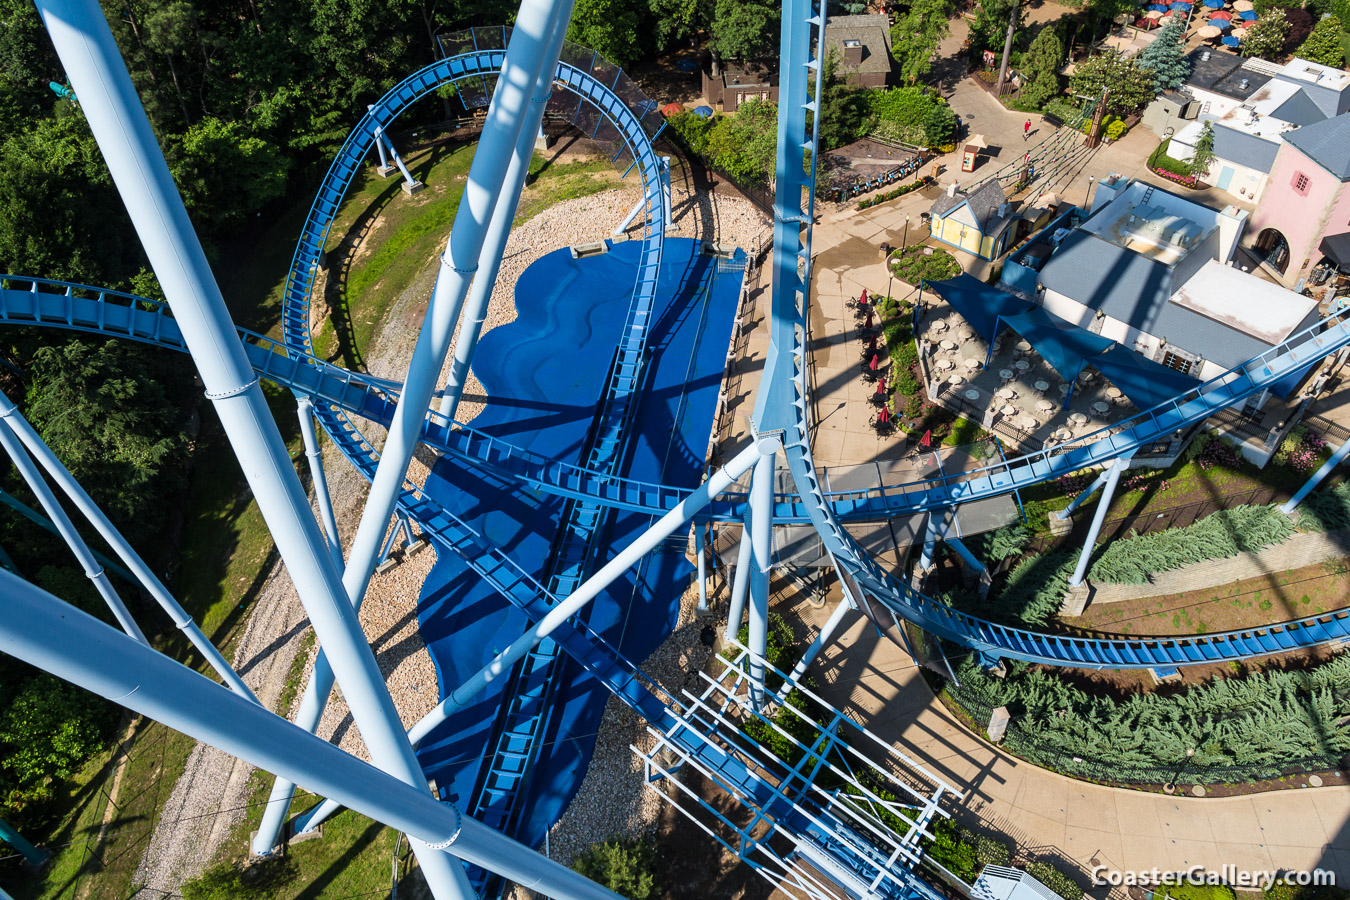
xmin=1319 ymin=232 xmax=1350 ymax=271
xmin=1002 ymin=306 xmax=1116 ymax=384
xmin=923 ymin=275 xmax=1031 ymax=346
xmin=1091 ymin=345 xmax=1199 ymax=411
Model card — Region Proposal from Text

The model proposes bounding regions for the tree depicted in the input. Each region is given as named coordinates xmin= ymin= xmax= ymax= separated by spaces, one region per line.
xmin=0 ymin=674 xmax=113 ymax=809
xmin=1187 ymin=120 xmax=1215 ymax=178
xmin=888 ymin=0 xmax=953 ymax=85
xmin=1068 ymin=52 xmax=1155 ymax=114
xmin=710 ymin=0 xmax=780 ymax=59
xmin=646 ymin=0 xmax=712 ymax=51
xmin=24 ymin=339 xmax=194 ymax=544
xmin=166 ymin=117 xmax=289 ymax=230
xmin=1295 ymin=13 xmax=1345 ymax=66
xmin=1242 ymin=8 xmax=1291 ymax=57
xmin=572 ymin=837 xmax=659 ymax=900
xmin=924 ymin=103 xmax=957 ymax=146
xmin=706 ymin=99 xmax=779 ymax=181
xmin=815 ymin=53 xmax=869 ymax=150
xmin=566 ymin=0 xmax=645 ymax=65
xmin=1136 ymin=20 xmax=1190 ymax=93
xmin=1019 ymin=26 xmax=1064 ymax=107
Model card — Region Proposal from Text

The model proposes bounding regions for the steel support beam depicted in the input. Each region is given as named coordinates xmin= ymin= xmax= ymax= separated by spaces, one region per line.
xmin=1054 ymin=467 xmax=1111 ymax=520
xmin=747 ymin=446 xmax=775 ymax=711
xmin=725 ymin=520 xmax=754 ymax=640
xmin=1282 ymin=433 xmax=1350 ymax=515
xmin=0 ymin=815 xmax=47 ymax=868
xmin=293 ymin=437 xmax=774 ymax=833
xmin=0 ymin=395 xmax=249 ymax=695
xmin=31 ymin=2 xmax=472 ymax=892
xmin=436 ymin=7 xmax=573 ymax=421
xmin=0 ymin=412 xmax=148 ymax=646
xmin=696 ymin=523 xmax=708 ymax=611
xmin=1068 ymin=455 xmax=1129 ymax=587
xmin=296 ymin=395 xmax=343 ymax=569
xmin=774 ymin=593 xmax=851 ymax=705
xmin=0 ymin=573 xmax=622 ymax=900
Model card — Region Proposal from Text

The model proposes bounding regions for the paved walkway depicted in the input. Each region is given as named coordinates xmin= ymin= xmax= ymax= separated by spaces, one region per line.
xmin=789 ymin=592 xmax=1350 ymax=890
xmin=1088 ymin=526 xmax=1350 ymax=606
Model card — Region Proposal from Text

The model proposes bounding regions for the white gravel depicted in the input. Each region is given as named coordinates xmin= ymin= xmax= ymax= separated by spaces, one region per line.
xmin=134 ymin=162 xmax=768 ymax=894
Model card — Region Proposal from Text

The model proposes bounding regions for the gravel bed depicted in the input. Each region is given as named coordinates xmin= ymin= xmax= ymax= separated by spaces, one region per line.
xmin=135 ymin=169 xmax=767 ymax=894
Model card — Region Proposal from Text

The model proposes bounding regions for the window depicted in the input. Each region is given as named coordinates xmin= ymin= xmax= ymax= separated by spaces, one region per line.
xmin=1162 ymin=351 xmax=1193 ymax=375
xmin=1292 ymin=171 xmax=1311 ymax=195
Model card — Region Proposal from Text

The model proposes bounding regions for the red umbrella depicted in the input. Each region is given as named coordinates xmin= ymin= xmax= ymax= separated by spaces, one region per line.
xmin=864 ymin=308 xmax=874 ymax=329
xmin=1208 ymin=9 xmax=1231 ymax=17
xmin=869 ymin=353 xmax=880 ymax=371
xmin=878 ymin=404 xmax=891 ymax=424
xmin=920 ymin=429 xmax=932 ymax=448
xmin=661 ymin=103 xmax=684 ymax=116
xmin=874 ymin=379 xmax=886 ymax=397
xmin=860 ymin=288 xmax=870 ymax=306
xmin=866 ymin=336 xmax=878 ymax=354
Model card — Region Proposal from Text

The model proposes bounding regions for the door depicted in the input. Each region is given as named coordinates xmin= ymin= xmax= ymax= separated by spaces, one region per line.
xmin=1216 ymin=166 xmax=1234 ymax=191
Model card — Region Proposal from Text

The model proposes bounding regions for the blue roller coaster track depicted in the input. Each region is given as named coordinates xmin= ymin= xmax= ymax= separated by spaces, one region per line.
xmin=6 ymin=9 xmax=1350 ymax=900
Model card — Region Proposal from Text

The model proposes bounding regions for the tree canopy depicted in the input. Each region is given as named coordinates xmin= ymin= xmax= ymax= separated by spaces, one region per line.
xmin=710 ymin=0 xmax=780 ymax=58
xmin=1242 ymin=8 xmax=1291 ymax=57
xmin=1068 ymin=52 xmax=1156 ymax=114
xmin=1187 ymin=120 xmax=1216 ymax=178
xmin=888 ymin=0 xmax=954 ymax=85
xmin=1295 ymin=13 xmax=1346 ymax=66
xmin=1136 ymin=20 xmax=1190 ymax=94
xmin=1019 ymin=26 xmax=1064 ymax=108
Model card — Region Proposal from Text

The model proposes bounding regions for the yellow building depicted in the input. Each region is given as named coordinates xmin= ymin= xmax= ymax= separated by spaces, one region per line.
xmin=928 ymin=181 xmax=1018 ymax=261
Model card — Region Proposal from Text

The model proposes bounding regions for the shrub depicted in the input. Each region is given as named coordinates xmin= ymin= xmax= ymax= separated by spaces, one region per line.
xmin=857 ymin=177 xmax=929 ymax=210
xmin=985 ymin=524 xmax=1032 ymax=561
xmin=1105 ymin=119 xmax=1126 ymax=141
xmin=1025 ymin=860 xmax=1084 ymax=900
xmin=1088 ymin=505 xmax=1295 ymax=585
xmin=572 ymin=836 xmax=659 ymax=899
xmin=1155 ymin=883 xmax=1236 ymax=900
xmin=182 ymin=859 xmax=298 ymax=900
xmin=922 ymin=818 xmax=979 ymax=881
xmin=0 ymin=674 xmax=114 ymax=810
xmin=888 ymin=246 xmax=961 ymax=285
xmin=924 ymin=105 xmax=958 ymax=147
xmin=1300 ymin=482 xmax=1350 ymax=532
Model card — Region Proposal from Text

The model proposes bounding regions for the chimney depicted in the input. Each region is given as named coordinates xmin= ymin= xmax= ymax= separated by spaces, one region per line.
xmin=948 ymin=181 xmax=959 ymax=198
xmin=1201 ymin=49 xmax=1211 ymax=61
xmin=842 ymin=38 xmax=863 ymax=67
xmin=1239 ymin=77 xmax=1250 ymax=90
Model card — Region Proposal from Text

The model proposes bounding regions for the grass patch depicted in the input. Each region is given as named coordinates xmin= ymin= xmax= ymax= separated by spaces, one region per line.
xmin=515 ymin=153 xmax=622 ymax=225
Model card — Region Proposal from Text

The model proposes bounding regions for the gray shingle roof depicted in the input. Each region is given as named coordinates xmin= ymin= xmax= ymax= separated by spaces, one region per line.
xmin=1295 ymin=80 xmax=1350 ymax=119
xmin=825 ymin=15 xmax=893 ymax=74
xmin=1209 ymin=123 xmax=1280 ymax=173
xmin=1285 ymin=114 xmax=1350 ymax=180
xmin=929 ymin=180 xmax=1008 ymax=231
xmin=1270 ymin=89 xmax=1327 ymax=127
xmin=1036 ymin=231 xmax=1283 ymax=367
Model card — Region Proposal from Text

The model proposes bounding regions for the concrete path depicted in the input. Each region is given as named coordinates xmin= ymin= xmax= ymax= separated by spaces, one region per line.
xmin=1086 ymin=526 xmax=1350 ymax=606
xmin=789 ymin=592 xmax=1350 ymax=889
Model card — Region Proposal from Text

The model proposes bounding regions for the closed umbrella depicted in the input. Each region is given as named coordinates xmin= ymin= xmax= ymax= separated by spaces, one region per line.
xmin=860 ymin=288 xmax=870 ymax=306
xmin=1197 ymin=23 xmax=1222 ymax=36
xmin=877 ymin=404 xmax=891 ymax=424
xmin=869 ymin=353 xmax=880 ymax=372
xmin=864 ymin=308 xmax=874 ymax=329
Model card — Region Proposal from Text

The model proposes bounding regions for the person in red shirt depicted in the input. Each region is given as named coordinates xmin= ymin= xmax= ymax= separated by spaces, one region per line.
xmin=1023 ymin=119 xmax=1032 ymax=141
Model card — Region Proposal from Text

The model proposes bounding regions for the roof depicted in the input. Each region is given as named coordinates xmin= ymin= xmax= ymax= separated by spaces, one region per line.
xmin=1285 ymin=114 xmax=1350 ymax=180
xmin=1272 ymin=57 xmax=1350 ymax=117
xmin=1185 ymin=48 xmax=1270 ymax=101
xmin=1037 ymin=232 xmax=1313 ymax=367
xmin=930 ymin=181 xmax=1010 ymax=232
xmin=1209 ymin=122 xmax=1280 ymax=172
xmin=1171 ymin=260 xmax=1319 ymax=345
xmin=1270 ymin=89 xmax=1327 ymax=127
xmin=824 ymin=15 xmax=893 ymax=74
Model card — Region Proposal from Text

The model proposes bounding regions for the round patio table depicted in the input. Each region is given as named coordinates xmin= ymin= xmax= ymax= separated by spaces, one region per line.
xmin=1092 ymin=401 xmax=1110 ymax=415
xmin=964 ymin=389 xmax=981 ymax=402
xmin=1033 ymin=379 xmax=1050 ymax=393
xmin=1014 ymin=359 xmax=1031 ymax=372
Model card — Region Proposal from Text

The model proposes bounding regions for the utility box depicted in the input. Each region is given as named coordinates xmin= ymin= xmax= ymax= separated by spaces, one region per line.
xmin=988 ymin=706 xmax=1011 ymax=742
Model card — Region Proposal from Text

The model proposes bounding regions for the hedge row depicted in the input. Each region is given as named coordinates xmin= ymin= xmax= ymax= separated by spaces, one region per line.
xmin=1089 ymin=504 xmax=1295 ymax=585
xmin=857 ymin=176 xmax=931 ymax=210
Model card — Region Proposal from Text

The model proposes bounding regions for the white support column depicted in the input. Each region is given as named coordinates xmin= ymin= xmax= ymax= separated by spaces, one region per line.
xmin=696 ymin=523 xmax=708 ymax=612
xmin=296 ymin=396 xmax=343 ymax=569
xmin=1068 ymin=455 xmax=1130 ymax=587
xmin=724 ymin=524 xmax=753 ymax=640
xmin=747 ymin=447 xmax=775 ymax=712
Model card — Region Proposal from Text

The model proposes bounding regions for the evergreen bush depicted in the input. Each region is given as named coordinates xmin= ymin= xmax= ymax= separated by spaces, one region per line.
xmin=1088 ymin=505 xmax=1294 ymax=585
xmin=572 ymin=836 xmax=659 ymax=900
xmin=1026 ymin=860 xmax=1084 ymax=900
xmin=1299 ymin=482 xmax=1350 ymax=532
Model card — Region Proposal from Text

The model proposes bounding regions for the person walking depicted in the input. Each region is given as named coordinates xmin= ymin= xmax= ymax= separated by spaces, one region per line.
xmin=1023 ymin=119 xmax=1032 ymax=141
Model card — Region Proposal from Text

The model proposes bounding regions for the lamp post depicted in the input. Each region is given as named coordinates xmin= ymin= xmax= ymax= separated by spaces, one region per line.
xmin=1164 ymin=747 xmax=1196 ymax=793
xmin=1086 ymin=174 xmax=1096 ymax=210
xmin=903 ymin=213 xmax=911 ymax=251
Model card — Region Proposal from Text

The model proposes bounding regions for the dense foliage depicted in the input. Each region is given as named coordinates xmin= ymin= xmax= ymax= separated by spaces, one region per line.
xmin=1186 ymin=120 xmax=1215 ymax=179
xmin=1135 ymin=20 xmax=1189 ymax=94
xmin=572 ymin=836 xmax=660 ymax=899
xmin=888 ymin=0 xmax=954 ymax=85
xmin=0 ymin=673 xmax=115 ymax=814
xmin=948 ymin=652 xmax=1350 ymax=782
xmin=1296 ymin=14 xmax=1346 ymax=66
xmin=1067 ymin=52 xmax=1155 ymax=115
xmin=1242 ymin=8 xmax=1291 ymax=58
xmin=1019 ymin=27 xmax=1064 ymax=109
xmin=666 ymin=102 xmax=778 ymax=182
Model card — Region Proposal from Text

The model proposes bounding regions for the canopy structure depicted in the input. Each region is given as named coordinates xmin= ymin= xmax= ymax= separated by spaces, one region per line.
xmin=1319 ymin=232 xmax=1350 ymax=271
xmin=924 ymin=276 xmax=1201 ymax=412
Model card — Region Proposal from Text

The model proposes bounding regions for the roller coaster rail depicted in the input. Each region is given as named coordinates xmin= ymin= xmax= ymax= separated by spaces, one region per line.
xmin=8 ymin=0 xmax=1350 ymax=897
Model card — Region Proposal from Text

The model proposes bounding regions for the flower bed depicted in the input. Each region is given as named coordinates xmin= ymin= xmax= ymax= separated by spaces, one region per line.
xmin=1151 ymin=166 xmax=1200 ymax=189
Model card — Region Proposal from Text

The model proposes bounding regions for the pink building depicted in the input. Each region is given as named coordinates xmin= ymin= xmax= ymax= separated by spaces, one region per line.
xmin=1246 ymin=114 xmax=1350 ymax=287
